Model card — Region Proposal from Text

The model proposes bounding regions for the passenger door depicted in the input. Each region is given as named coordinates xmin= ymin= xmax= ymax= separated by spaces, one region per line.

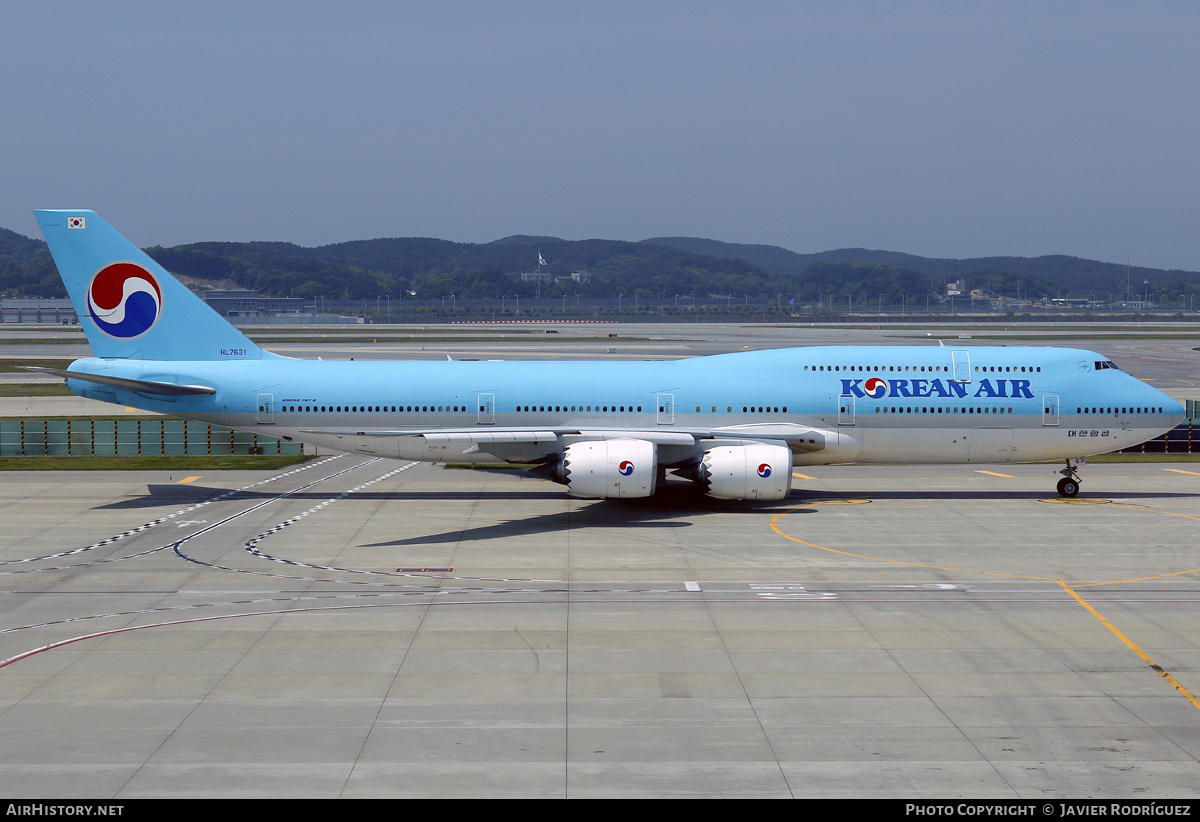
xmin=477 ymin=393 xmax=495 ymax=425
xmin=951 ymin=351 xmax=972 ymax=383
xmin=657 ymin=393 xmax=674 ymax=425
xmin=838 ymin=394 xmax=855 ymax=426
xmin=1042 ymin=394 xmax=1060 ymax=426
xmin=256 ymin=393 xmax=274 ymax=424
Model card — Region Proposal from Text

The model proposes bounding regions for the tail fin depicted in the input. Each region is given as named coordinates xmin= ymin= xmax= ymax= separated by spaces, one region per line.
xmin=35 ymin=209 xmax=271 ymax=361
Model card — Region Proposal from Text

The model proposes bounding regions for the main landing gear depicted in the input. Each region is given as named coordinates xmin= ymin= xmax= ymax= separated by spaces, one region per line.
xmin=1056 ymin=457 xmax=1084 ymax=498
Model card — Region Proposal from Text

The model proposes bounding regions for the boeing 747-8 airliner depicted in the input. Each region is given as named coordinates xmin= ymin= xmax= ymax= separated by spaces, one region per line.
xmin=30 ymin=210 xmax=1184 ymax=500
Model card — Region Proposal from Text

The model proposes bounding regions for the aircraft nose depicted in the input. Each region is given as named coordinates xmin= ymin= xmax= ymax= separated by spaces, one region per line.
xmin=1150 ymin=385 xmax=1186 ymax=421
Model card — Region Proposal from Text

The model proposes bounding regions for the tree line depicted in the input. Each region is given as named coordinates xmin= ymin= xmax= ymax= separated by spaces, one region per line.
xmin=3 ymin=225 xmax=1199 ymax=308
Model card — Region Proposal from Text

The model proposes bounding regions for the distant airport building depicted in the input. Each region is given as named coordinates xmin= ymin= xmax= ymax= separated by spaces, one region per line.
xmin=0 ymin=298 xmax=77 ymax=324
xmin=519 ymin=270 xmax=591 ymax=284
xmin=200 ymin=289 xmax=306 ymax=319
xmin=198 ymin=289 xmax=360 ymax=325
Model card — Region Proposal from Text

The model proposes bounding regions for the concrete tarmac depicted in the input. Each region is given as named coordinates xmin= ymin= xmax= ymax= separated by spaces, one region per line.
xmin=2 ymin=321 xmax=1200 ymax=797
xmin=2 ymin=459 xmax=1200 ymax=797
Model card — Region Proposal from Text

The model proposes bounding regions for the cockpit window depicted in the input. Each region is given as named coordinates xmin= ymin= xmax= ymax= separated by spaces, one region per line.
xmin=1094 ymin=360 xmax=1120 ymax=371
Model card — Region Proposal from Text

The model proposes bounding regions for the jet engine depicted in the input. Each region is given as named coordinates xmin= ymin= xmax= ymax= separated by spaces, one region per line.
xmin=537 ymin=439 xmax=658 ymax=499
xmin=693 ymin=443 xmax=793 ymax=500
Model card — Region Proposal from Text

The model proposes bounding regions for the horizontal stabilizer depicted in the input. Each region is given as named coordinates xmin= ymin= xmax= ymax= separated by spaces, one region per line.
xmin=22 ymin=366 xmax=216 ymax=396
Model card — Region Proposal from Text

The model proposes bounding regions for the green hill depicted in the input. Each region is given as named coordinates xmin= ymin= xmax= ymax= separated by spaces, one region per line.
xmin=643 ymin=236 xmax=1199 ymax=301
xmin=3 ymin=224 xmax=1199 ymax=307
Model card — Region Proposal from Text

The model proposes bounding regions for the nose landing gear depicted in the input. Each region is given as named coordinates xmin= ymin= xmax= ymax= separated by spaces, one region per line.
xmin=1057 ymin=457 xmax=1084 ymax=497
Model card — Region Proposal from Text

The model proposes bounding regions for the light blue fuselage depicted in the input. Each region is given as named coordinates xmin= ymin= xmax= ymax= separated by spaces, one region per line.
xmin=65 ymin=344 xmax=1183 ymax=467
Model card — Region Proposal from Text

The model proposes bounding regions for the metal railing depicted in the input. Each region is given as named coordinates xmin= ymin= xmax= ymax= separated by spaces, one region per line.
xmin=0 ymin=418 xmax=303 ymax=457
xmin=1117 ymin=421 xmax=1198 ymax=455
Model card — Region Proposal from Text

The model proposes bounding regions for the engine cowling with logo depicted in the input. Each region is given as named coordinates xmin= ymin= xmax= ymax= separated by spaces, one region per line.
xmin=559 ymin=439 xmax=658 ymax=499
xmin=699 ymin=444 xmax=793 ymax=500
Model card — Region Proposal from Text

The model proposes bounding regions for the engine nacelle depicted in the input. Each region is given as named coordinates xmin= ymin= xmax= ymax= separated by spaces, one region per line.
xmin=557 ymin=439 xmax=658 ymax=499
xmin=698 ymin=443 xmax=793 ymax=500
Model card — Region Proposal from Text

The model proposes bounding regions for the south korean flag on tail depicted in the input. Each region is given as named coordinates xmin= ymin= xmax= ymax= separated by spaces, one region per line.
xmin=67 ymin=216 xmax=86 ymax=229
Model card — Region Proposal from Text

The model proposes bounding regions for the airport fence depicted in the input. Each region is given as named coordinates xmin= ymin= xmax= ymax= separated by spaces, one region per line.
xmin=0 ymin=418 xmax=303 ymax=457
xmin=1117 ymin=421 xmax=1199 ymax=454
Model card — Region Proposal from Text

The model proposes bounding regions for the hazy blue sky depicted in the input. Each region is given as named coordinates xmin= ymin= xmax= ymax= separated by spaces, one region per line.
xmin=4 ymin=2 xmax=1200 ymax=269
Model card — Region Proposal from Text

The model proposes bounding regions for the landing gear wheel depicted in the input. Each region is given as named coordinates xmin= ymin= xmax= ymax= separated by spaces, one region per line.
xmin=1056 ymin=458 xmax=1083 ymax=497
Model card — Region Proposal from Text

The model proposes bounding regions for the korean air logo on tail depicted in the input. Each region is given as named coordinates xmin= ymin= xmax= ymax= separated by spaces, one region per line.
xmin=863 ymin=377 xmax=888 ymax=399
xmin=86 ymin=262 xmax=163 ymax=339
xmin=619 ymin=460 xmax=635 ymax=476
xmin=757 ymin=463 xmax=772 ymax=478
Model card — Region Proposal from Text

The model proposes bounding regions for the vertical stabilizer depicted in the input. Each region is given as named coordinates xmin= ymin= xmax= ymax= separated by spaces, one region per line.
xmin=34 ymin=210 xmax=270 ymax=361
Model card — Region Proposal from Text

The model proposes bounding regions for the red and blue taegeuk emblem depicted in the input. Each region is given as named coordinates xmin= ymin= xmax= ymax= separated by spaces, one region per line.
xmin=87 ymin=263 xmax=162 ymax=339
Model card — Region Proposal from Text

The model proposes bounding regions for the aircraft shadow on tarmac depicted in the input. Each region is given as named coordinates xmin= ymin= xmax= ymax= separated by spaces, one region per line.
xmin=95 ymin=484 xmax=563 ymax=510
xmin=809 ymin=488 xmax=1200 ymax=502
xmin=91 ymin=481 xmax=1200 ymax=545
xmin=363 ymin=487 xmax=817 ymax=547
xmin=106 ymin=480 xmax=1200 ymax=508
xmin=93 ymin=482 xmax=799 ymax=546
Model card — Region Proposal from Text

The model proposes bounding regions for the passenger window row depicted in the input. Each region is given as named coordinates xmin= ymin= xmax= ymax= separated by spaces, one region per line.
xmin=805 ymin=364 xmax=1042 ymax=373
xmin=517 ymin=405 xmax=642 ymax=412
xmin=874 ymin=406 xmax=1014 ymax=415
xmin=279 ymin=405 xmax=465 ymax=413
xmin=274 ymin=404 xmax=797 ymax=415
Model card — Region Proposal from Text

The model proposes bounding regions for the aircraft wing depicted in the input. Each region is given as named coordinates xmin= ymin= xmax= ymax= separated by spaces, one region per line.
xmin=299 ymin=423 xmax=828 ymax=450
xmin=301 ymin=427 xmax=692 ymax=444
